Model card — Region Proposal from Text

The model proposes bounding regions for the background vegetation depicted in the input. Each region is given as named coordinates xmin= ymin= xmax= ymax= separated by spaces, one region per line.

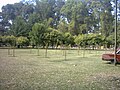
xmin=0 ymin=0 xmax=120 ymax=49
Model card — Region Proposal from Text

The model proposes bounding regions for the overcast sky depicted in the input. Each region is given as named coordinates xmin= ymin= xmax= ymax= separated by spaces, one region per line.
xmin=0 ymin=0 xmax=21 ymax=11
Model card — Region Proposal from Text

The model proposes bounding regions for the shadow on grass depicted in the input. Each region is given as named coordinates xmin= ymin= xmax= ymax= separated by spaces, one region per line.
xmin=49 ymin=57 xmax=89 ymax=63
xmin=50 ymin=59 xmax=66 ymax=62
xmin=90 ymin=55 xmax=102 ymax=57
xmin=29 ymin=54 xmax=50 ymax=58
xmin=104 ymin=61 xmax=120 ymax=66
xmin=8 ymin=55 xmax=17 ymax=57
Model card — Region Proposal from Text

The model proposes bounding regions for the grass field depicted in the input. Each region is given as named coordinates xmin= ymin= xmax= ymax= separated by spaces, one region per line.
xmin=0 ymin=49 xmax=120 ymax=90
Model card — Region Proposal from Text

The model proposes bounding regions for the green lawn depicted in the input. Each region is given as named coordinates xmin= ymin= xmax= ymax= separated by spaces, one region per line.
xmin=0 ymin=49 xmax=120 ymax=90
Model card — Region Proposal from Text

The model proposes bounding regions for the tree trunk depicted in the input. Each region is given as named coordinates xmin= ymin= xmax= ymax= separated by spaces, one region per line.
xmin=8 ymin=45 xmax=12 ymax=55
xmin=78 ymin=46 xmax=80 ymax=55
xmin=37 ymin=46 xmax=40 ymax=56
xmin=45 ymin=43 xmax=48 ymax=58
xmin=63 ymin=46 xmax=65 ymax=56
xmin=13 ymin=47 xmax=15 ymax=57
xmin=64 ymin=47 xmax=66 ymax=60
xmin=83 ymin=47 xmax=85 ymax=57
xmin=8 ymin=47 xmax=10 ymax=55
xmin=30 ymin=49 xmax=32 ymax=54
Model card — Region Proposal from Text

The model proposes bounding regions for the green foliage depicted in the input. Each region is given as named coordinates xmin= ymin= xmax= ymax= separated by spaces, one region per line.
xmin=29 ymin=23 xmax=46 ymax=46
xmin=10 ymin=16 xmax=28 ymax=37
xmin=87 ymin=34 xmax=105 ymax=46
xmin=68 ymin=20 xmax=76 ymax=35
xmin=16 ymin=36 xmax=29 ymax=47
xmin=0 ymin=35 xmax=16 ymax=46
xmin=61 ymin=0 xmax=90 ymax=35
xmin=49 ymin=28 xmax=63 ymax=47
xmin=75 ymin=34 xmax=105 ymax=47
xmin=74 ymin=34 xmax=84 ymax=46
xmin=57 ymin=20 xmax=68 ymax=33
xmin=100 ymin=11 xmax=114 ymax=37
xmin=47 ymin=18 xmax=54 ymax=28
xmin=6 ymin=35 xmax=16 ymax=46
xmin=0 ymin=36 xmax=2 ymax=43
xmin=64 ymin=32 xmax=74 ymax=46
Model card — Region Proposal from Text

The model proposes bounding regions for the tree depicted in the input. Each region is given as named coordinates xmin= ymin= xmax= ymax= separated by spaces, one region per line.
xmin=100 ymin=11 xmax=114 ymax=37
xmin=87 ymin=0 xmax=102 ymax=32
xmin=5 ymin=35 xmax=16 ymax=56
xmin=106 ymin=34 xmax=114 ymax=48
xmin=64 ymin=32 xmax=74 ymax=47
xmin=49 ymin=28 xmax=62 ymax=48
xmin=74 ymin=34 xmax=86 ymax=47
xmin=10 ymin=16 xmax=28 ymax=37
xmin=35 ymin=0 xmax=53 ymax=21
xmin=29 ymin=23 xmax=46 ymax=55
xmin=52 ymin=0 xmax=65 ymax=28
xmin=5 ymin=35 xmax=16 ymax=46
xmin=16 ymin=36 xmax=29 ymax=48
xmin=74 ymin=34 xmax=83 ymax=55
xmin=61 ymin=0 xmax=90 ymax=35
xmin=99 ymin=0 xmax=114 ymax=36
xmin=1 ymin=2 xmax=24 ymax=31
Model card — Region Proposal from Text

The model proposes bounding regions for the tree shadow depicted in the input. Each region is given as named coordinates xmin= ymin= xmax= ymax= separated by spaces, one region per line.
xmin=49 ymin=57 xmax=88 ymax=63
xmin=8 ymin=55 xmax=17 ymax=57
xmin=104 ymin=61 xmax=120 ymax=66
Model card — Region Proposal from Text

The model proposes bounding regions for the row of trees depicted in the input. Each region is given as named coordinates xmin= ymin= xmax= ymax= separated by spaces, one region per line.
xmin=0 ymin=35 xmax=29 ymax=48
xmin=0 ymin=24 xmax=116 ymax=49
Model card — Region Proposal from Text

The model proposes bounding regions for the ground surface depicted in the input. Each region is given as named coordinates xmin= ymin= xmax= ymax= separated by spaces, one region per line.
xmin=0 ymin=49 xmax=120 ymax=90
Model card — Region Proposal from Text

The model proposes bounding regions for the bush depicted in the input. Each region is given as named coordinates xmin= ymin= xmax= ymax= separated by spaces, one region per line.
xmin=0 ymin=35 xmax=16 ymax=47
xmin=16 ymin=36 xmax=29 ymax=48
xmin=6 ymin=35 xmax=16 ymax=46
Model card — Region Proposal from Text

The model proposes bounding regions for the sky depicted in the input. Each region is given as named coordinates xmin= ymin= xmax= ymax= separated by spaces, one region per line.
xmin=0 ymin=0 xmax=21 ymax=11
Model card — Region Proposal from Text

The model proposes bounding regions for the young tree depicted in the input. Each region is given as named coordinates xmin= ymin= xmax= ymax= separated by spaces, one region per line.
xmin=16 ymin=36 xmax=29 ymax=48
xmin=29 ymin=23 xmax=46 ymax=56
xmin=64 ymin=32 xmax=74 ymax=47
xmin=5 ymin=35 xmax=16 ymax=56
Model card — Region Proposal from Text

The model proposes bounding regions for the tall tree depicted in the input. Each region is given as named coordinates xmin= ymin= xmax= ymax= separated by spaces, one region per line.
xmin=100 ymin=0 xmax=114 ymax=37
xmin=61 ymin=0 xmax=90 ymax=35
xmin=10 ymin=16 xmax=28 ymax=37
xmin=57 ymin=20 xmax=68 ymax=33
xmin=1 ymin=2 xmax=24 ymax=29
xmin=88 ymin=0 xmax=114 ymax=36
xmin=29 ymin=23 xmax=46 ymax=47
xmin=29 ymin=23 xmax=46 ymax=55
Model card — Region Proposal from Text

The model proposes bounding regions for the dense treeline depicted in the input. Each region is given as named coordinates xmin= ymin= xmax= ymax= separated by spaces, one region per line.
xmin=0 ymin=0 xmax=120 ymax=48
xmin=0 ymin=33 xmax=115 ymax=49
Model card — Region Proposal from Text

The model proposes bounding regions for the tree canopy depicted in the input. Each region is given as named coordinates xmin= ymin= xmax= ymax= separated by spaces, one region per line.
xmin=0 ymin=0 xmax=120 ymax=48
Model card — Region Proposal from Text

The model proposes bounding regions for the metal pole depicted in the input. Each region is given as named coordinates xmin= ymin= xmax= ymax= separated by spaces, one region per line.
xmin=114 ymin=0 xmax=117 ymax=66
